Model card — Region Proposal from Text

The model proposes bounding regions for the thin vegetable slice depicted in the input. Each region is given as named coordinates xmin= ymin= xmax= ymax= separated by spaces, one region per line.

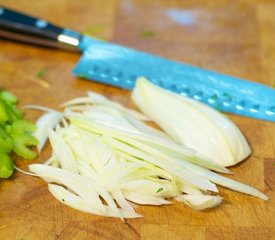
xmin=175 ymin=195 xmax=223 ymax=210
xmin=132 ymin=77 xmax=251 ymax=167
xmin=34 ymin=111 xmax=63 ymax=152
xmin=48 ymin=184 xmax=142 ymax=218
xmin=26 ymin=88 xmax=268 ymax=220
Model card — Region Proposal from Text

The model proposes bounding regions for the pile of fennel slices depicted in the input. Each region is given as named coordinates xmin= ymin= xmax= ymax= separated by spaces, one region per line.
xmin=26 ymin=77 xmax=268 ymax=219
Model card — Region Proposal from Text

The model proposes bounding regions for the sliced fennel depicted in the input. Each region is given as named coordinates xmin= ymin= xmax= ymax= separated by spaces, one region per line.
xmin=48 ymin=184 xmax=141 ymax=218
xmin=175 ymin=195 xmax=223 ymax=211
xmin=60 ymin=90 xmax=149 ymax=121
xmin=29 ymin=89 xmax=267 ymax=220
xmin=132 ymin=77 xmax=251 ymax=167
xmin=69 ymin=116 xmax=228 ymax=174
xmin=34 ymin=111 xmax=63 ymax=152
xmin=24 ymin=105 xmax=63 ymax=152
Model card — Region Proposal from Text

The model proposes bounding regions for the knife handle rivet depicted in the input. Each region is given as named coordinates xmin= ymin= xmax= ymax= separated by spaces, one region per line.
xmin=35 ymin=19 xmax=48 ymax=28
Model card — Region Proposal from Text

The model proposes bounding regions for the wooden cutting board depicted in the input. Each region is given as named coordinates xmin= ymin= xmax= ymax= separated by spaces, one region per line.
xmin=0 ymin=0 xmax=275 ymax=239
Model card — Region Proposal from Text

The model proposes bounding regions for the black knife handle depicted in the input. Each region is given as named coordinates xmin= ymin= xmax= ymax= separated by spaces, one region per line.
xmin=0 ymin=7 xmax=82 ymax=51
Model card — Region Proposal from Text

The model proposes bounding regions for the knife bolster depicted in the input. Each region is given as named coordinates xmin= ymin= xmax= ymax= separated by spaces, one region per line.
xmin=57 ymin=29 xmax=82 ymax=52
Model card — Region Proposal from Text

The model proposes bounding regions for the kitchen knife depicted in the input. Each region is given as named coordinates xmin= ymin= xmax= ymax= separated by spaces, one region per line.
xmin=1 ymin=7 xmax=274 ymax=122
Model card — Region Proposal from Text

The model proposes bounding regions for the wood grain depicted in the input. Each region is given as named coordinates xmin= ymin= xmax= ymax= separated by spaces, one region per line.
xmin=0 ymin=0 xmax=275 ymax=239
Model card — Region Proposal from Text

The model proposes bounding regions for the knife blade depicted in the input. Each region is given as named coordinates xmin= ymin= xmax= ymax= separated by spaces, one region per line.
xmin=1 ymin=7 xmax=275 ymax=122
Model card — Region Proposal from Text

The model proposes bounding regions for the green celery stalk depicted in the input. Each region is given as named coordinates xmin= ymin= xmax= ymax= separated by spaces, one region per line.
xmin=0 ymin=153 xmax=14 ymax=178
xmin=0 ymin=90 xmax=38 ymax=178
xmin=12 ymin=134 xmax=38 ymax=160
xmin=0 ymin=100 xmax=9 ymax=125
xmin=0 ymin=91 xmax=18 ymax=105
